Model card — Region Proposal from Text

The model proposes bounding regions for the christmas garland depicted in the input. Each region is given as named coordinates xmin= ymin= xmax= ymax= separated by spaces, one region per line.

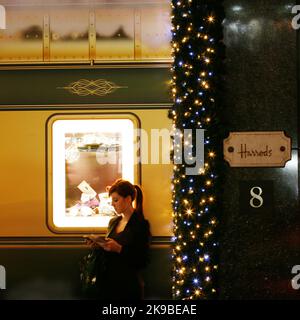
xmin=169 ymin=0 xmax=225 ymax=300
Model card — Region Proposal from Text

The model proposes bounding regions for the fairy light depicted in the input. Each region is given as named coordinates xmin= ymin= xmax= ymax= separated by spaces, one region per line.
xmin=208 ymin=15 xmax=215 ymax=23
xmin=170 ymin=0 xmax=224 ymax=300
xmin=186 ymin=208 xmax=194 ymax=216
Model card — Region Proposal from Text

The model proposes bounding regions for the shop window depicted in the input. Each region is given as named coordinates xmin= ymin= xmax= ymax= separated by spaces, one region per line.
xmin=47 ymin=115 xmax=138 ymax=232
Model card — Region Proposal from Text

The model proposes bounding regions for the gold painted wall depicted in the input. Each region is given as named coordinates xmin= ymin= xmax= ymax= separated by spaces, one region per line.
xmin=0 ymin=0 xmax=171 ymax=63
xmin=0 ymin=108 xmax=173 ymax=237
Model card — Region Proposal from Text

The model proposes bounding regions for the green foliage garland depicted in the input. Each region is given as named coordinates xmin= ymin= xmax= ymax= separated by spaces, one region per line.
xmin=169 ymin=0 xmax=225 ymax=300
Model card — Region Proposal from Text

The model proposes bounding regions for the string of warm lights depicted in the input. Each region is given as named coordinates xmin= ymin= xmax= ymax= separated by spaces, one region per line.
xmin=169 ymin=0 xmax=225 ymax=300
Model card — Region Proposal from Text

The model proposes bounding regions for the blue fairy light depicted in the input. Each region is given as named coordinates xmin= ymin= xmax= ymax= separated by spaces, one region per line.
xmin=204 ymin=254 xmax=210 ymax=261
xmin=193 ymin=278 xmax=199 ymax=284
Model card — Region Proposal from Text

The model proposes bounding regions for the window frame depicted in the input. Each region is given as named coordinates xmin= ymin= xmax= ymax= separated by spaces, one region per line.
xmin=46 ymin=112 xmax=140 ymax=234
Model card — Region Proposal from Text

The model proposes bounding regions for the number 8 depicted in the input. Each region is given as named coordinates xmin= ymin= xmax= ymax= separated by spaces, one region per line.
xmin=250 ymin=186 xmax=263 ymax=208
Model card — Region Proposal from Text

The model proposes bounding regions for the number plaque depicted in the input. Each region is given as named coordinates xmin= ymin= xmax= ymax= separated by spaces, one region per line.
xmin=239 ymin=181 xmax=274 ymax=215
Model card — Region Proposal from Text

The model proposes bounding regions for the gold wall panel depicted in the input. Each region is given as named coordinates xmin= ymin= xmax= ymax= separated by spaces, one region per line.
xmin=0 ymin=6 xmax=44 ymax=62
xmin=49 ymin=7 xmax=90 ymax=61
xmin=95 ymin=7 xmax=135 ymax=61
xmin=0 ymin=1 xmax=171 ymax=63
xmin=0 ymin=109 xmax=173 ymax=237
xmin=141 ymin=6 xmax=172 ymax=60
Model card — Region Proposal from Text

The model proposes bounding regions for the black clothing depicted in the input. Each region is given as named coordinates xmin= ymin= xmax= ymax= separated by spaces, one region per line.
xmin=97 ymin=211 xmax=151 ymax=300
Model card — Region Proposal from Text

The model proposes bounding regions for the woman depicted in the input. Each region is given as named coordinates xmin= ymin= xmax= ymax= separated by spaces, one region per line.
xmin=87 ymin=179 xmax=151 ymax=300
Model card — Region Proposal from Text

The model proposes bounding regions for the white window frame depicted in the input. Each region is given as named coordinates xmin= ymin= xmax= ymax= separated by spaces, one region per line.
xmin=46 ymin=114 xmax=139 ymax=233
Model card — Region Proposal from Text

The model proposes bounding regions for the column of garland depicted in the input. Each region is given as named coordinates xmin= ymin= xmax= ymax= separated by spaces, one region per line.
xmin=169 ymin=0 xmax=225 ymax=300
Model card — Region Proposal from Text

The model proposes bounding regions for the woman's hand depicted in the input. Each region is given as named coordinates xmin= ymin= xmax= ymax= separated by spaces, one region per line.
xmin=84 ymin=235 xmax=103 ymax=249
xmin=85 ymin=238 xmax=100 ymax=249
xmin=101 ymin=238 xmax=122 ymax=253
xmin=84 ymin=235 xmax=122 ymax=253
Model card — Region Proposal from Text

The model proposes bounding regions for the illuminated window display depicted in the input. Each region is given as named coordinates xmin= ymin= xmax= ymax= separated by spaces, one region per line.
xmin=51 ymin=118 xmax=135 ymax=230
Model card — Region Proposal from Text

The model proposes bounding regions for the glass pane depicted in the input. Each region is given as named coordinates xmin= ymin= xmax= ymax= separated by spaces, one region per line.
xmin=0 ymin=0 xmax=171 ymax=63
xmin=49 ymin=6 xmax=90 ymax=61
xmin=0 ymin=6 xmax=43 ymax=62
xmin=52 ymin=119 xmax=134 ymax=229
xmin=95 ymin=6 xmax=134 ymax=60
xmin=140 ymin=4 xmax=172 ymax=60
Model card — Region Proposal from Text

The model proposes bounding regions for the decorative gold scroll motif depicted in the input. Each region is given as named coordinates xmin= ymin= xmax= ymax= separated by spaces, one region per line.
xmin=58 ymin=79 xmax=127 ymax=96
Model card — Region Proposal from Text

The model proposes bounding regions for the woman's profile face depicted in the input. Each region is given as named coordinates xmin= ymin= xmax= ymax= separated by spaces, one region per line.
xmin=110 ymin=192 xmax=131 ymax=214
